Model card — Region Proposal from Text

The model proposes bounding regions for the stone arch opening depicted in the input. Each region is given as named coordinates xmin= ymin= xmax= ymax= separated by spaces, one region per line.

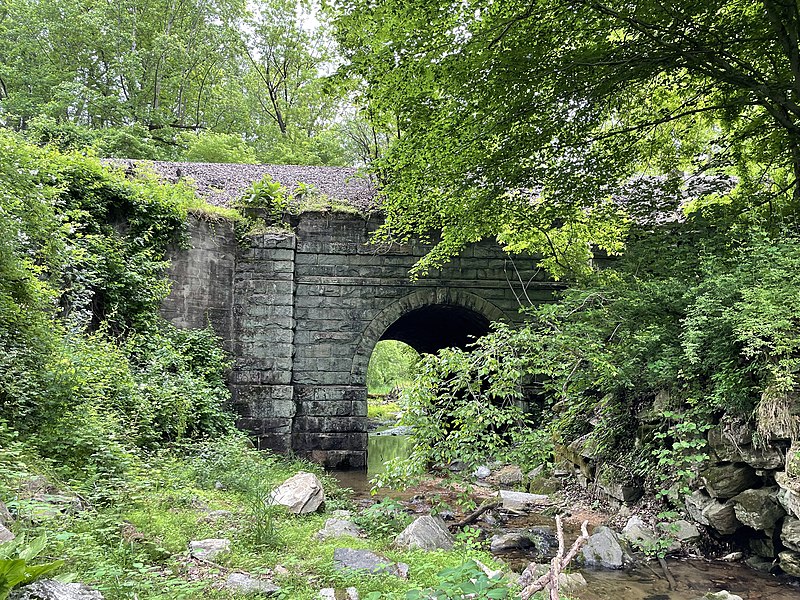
xmin=351 ymin=288 xmax=510 ymax=387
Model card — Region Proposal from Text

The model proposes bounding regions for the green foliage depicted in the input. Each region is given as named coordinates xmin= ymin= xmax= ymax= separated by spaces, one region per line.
xmin=353 ymin=498 xmax=412 ymax=539
xmin=0 ymin=536 xmax=64 ymax=599
xmin=405 ymin=561 xmax=512 ymax=600
xmin=367 ymin=340 xmax=420 ymax=396
xmin=180 ymin=132 xmax=257 ymax=164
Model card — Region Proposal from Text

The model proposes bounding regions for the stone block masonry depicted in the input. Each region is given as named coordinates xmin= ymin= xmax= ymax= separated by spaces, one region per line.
xmin=162 ymin=211 xmax=556 ymax=469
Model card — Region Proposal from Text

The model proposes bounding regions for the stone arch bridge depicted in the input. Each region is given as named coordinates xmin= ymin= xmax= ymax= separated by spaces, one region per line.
xmin=154 ymin=162 xmax=558 ymax=469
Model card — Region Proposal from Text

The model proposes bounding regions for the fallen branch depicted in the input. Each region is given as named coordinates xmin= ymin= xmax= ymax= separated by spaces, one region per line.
xmin=518 ymin=516 xmax=590 ymax=600
xmin=658 ymin=556 xmax=677 ymax=590
xmin=452 ymin=500 xmax=501 ymax=528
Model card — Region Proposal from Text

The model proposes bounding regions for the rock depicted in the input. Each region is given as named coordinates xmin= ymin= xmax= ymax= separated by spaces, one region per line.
xmin=700 ymin=464 xmax=759 ymax=499
xmin=0 ymin=523 xmax=15 ymax=542
xmin=703 ymin=500 xmax=742 ymax=535
xmin=319 ymin=589 xmax=359 ymax=600
xmin=779 ymin=550 xmax=800 ymax=577
xmin=9 ymin=581 xmax=103 ymax=600
xmin=315 ymin=518 xmax=363 ymax=540
xmin=269 ymin=471 xmax=325 ymax=515
xmin=333 ymin=548 xmax=409 ymax=578
xmin=490 ymin=532 xmax=536 ymax=553
xmin=521 ymin=564 xmax=587 ymax=594
xmin=776 ymin=475 xmax=800 ymax=518
xmin=474 ymin=465 xmax=491 ymax=479
xmin=394 ymin=515 xmax=454 ymax=551
xmin=495 ymin=465 xmax=524 ymax=485
xmin=685 ymin=490 xmax=714 ymax=526
xmin=225 ymin=573 xmax=280 ymax=595
xmin=597 ymin=480 xmax=644 ymax=505
xmin=707 ymin=427 xmax=784 ymax=469
xmin=497 ymin=490 xmax=550 ymax=511
xmin=732 ymin=487 xmax=785 ymax=530
xmin=331 ymin=510 xmax=352 ymax=518
xmin=691 ymin=592 xmax=744 ymax=600
xmin=188 ymin=538 xmax=231 ymax=561
xmin=666 ymin=519 xmax=701 ymax=543
xmin=781 ymin=517 xmax=800 ymax=552
xmin=721 ymin=552 xmax=743 ymax=562
xmin=0 ymin=500 xmax=12 ymax=526
xmin=750 ymin=535 xmax=778 ymax=558
xmin=621 ymin=517 xmax=658 ymax=549
xmin=581 ymin=526 xmax=633 ymax=569
xmin=745 ymin=556 xmax=776 ymax=573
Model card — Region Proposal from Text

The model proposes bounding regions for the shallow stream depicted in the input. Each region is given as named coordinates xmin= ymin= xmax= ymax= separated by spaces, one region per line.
xmin=331 ymin=431 xmax=800 ymax=600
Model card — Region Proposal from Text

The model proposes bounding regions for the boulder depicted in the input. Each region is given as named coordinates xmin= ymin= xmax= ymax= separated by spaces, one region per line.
xmin=319 ymin=589 xmax=359 ymax=600
xmin=707 ymin=427 xmax=784 ymax=469
xmin=666 ymin=519 xmax=701 ymax=544
xmin=702 ymin=500 xmax=742 ymax=535
xmin=685 ymin=490 xmax=714 ymax=526
xmin=778 ymin=550 xmax=800 ymax=577
xmin=315 ymin=518 xmax=363 ymax=541
xmin=0 ymin=523 xmax=15 ymax=542
xmin=269 ymin=471 xmax=325 ymax=515
xmin=497 ymin=490 xmax=550 ymax=511
xmin=372 ymin=426 xmax=413 ymax=437
xmin=781 ymin=517 xmax=800 ymax=552
xmin=521 ymin=564 xmax=587 ymax=594
xmin=394 ymin=515 xmax=454 ymax=551
xmin=621 ymin=517 xmax=658 ymax=549
xmin=490 ymin=532 xmax=536 ymax=553
xmin=495 ymin=465 xmax=524 ymax=485
xmin=732 ymin=487 xmax=785 ymax=530
xmin=700 ymin=464 xmax=759 ymax=499
xmin=745 ymin=556 xmax=776 ymax=573
xmin=9 ymin=581 xmax=103 ymax=600
xmin=581 ymin=526 xmax=633 ymax=569
xmin=225 ymin=573 xmax=280 ymax=595
xmin=333 ymin=548 xmax=409 ymax=578
xmin=776 ymin=474 xmax=800 ymax=518
xmin=188 ymin=538 xmax=231 ymax=561
xmin=749 ymin=535 xmax=778 ymax=559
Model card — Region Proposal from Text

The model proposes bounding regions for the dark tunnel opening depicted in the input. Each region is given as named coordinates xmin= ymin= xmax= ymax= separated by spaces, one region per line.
xmin=378 ymin=303 xmax=491 ymax=355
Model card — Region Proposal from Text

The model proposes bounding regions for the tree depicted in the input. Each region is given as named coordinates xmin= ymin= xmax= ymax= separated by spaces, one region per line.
xmin=329 ymin=0 xmax=800 ymax=277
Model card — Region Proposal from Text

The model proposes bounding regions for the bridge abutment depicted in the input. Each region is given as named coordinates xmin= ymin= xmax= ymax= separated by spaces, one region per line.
xmin=163 ymin=211 xmax=554 ymax=469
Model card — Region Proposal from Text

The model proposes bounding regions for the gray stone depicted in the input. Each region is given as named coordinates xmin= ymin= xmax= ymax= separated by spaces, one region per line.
xmin=779 ymin=550 xmax=800 ymax=577
xmin=315 ymin=518 xmax=363 ymax=540
xmin=702 ymin=500 xmax=742 ymax=535
xmin=781 ymin=517 xmax=800 ymax=552
xmin=691 ymin=593 xmax=743 ymax=600
xmin=331 ymin=509 xmax=352 ymax=518
xmin=700 ymin=463 xmax=759 ymax=499
xmin=750 ymin=536 xmax=778 ymax=558
xmin=745 ymin=556 xmax=775 ymax=573
xmin=0 ymin=523 xmax=14 ymax=542
xmin=522 ymin=564 xmax=587 ymax=594
xmin=666 ymin=519 xmax=701 ymax=543
xmin=394 ymin=515 xmax=454 ymax=551
xmin=621 ymin=516 xmax=658 ymax=549
xmin=707 ymin=427 xmax=784 ymax=469
xmin=490 ymin=532 xmax=537 ymax=553
xmin=685 ymin=490 xmax=714 ymax=526
xmin=776 ymin=473 xmax=800 ymax=518
xmin=333 ymin=548 xmax=408 ymax=578
xmin=188 ymin=538 xmax=231 ymax=561
xmin=225 ymin=573 xmax=280 ymax=595
xmin=474 ymin=465 xmax=491 ymax=479
xmin=372 ymin=426 xmax=413 ymax=437
xmin=269 ymin=471 xmax=325 ymax=514
xmin=581 ymin=526 xmax=633 ymax=569
xmin=9 ymin=581 xmax=103 ymax=600
xmin=732 ymin=487 xmax=785 ymax=530
xmin=496 ymin=465 xmax=524 ymax=485
xmin=497 ymin=490 xmax=550 ymax=511
xmin=319 ymin=589 xmax=359 ymax=600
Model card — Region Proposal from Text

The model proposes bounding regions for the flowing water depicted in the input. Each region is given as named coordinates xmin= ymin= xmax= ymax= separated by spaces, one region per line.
xmin=330 ymin=430 xmax=800 ymax=599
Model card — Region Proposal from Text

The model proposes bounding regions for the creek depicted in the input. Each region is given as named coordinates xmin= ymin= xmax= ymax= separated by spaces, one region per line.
xmin=331 ymin=428 xmax=800 ymax=600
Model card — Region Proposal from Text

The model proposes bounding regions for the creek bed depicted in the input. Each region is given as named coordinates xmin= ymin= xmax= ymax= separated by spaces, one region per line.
xmin=330 ymin=430 xmax=800 ymax=599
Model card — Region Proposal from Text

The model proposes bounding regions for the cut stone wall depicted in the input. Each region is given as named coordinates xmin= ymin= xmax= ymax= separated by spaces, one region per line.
xmin=163 ymin=212 xmax=557 ymax=468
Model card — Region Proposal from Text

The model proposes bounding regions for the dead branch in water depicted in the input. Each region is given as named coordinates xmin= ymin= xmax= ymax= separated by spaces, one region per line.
xmin=451 ymin=500 xmax=501 ymax=528
xmin=518 ymin=516 xmax=590 ymax=600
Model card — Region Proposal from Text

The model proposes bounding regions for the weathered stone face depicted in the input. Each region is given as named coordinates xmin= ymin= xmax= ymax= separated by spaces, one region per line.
xmin=732 ymin=487 xmax=785 ymax=531
xmin=164 ymin=213 xmax=551 ymax=468
xmin=700 ymin=463 xmax=760 ymax=499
